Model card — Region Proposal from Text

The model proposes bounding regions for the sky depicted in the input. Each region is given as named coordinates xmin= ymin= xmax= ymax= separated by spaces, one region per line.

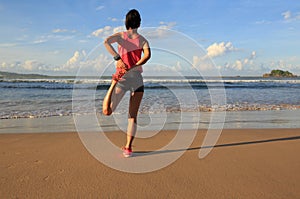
xmin=0 ymin=0 xmax=300 ymax=76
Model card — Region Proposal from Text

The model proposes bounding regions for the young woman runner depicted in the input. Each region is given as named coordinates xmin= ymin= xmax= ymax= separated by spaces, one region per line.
xmin=103 ymin=9 xmax=151 ymax=157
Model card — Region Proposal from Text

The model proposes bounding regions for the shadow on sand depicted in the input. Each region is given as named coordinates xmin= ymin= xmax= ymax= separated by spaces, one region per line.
xmin=133 ymin=135 xmax=300 ymax=157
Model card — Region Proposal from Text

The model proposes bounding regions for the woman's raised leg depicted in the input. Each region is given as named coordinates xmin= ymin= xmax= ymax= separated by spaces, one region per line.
xmin=102 ymin=81 xmax=125 ymax=115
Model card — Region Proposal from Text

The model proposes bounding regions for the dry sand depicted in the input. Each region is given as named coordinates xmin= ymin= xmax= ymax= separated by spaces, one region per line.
xmin=1 ymin=129 xmax=299 ymax=198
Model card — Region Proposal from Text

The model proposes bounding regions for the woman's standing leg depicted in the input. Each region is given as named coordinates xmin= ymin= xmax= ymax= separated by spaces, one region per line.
xmin=125 ymin=91 xmax=144 ymax=149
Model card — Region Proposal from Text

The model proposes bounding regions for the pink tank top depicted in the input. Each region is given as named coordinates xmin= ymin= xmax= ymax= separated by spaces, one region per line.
xmin=118 ymin=32 xmax=143 ymax=72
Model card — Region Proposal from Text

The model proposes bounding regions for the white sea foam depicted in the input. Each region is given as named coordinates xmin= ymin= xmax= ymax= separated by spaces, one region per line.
xmin=1 ymin=76 xmax=300 ymax=84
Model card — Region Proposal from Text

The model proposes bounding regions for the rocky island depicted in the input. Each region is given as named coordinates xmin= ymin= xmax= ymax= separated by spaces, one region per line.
xmin=263 ymin=69 xmax=297 ymax=78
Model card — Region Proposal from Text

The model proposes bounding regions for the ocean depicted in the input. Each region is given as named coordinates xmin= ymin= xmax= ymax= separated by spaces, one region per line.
xmin=1 ymin=74 xmax=300 ymax=133
xmin=1 ymin=75 xmax=300 ymax=120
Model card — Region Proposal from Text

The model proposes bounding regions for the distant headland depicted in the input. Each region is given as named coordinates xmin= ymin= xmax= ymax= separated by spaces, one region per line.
xmin=0 ymin=71 xmax=49 ymax=79
xmin=263 ymin=69 xmax=297 ymax=78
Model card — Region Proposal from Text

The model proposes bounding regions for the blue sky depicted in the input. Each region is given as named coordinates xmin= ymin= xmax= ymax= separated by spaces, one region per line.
xmin=0 ymin=0 xmax=299 ymax=76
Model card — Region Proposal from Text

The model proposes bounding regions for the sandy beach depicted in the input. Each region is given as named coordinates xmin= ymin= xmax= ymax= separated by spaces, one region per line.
xmin=1 ymin=128 xmax=299 ymax=198
xmin=2 ymin=0 xmax=300 ymax=198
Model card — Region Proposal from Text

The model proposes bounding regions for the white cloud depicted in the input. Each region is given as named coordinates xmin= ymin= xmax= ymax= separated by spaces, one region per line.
xmin=254 ymin=20 xmax=271 ymax=25
xmin=282 ymin=10 xmax=300 ymax=22
xmin=78 ymin=39 xmax=88 ymax=43
xmin=142 ymin=62 xmax=187 ymax=75
xmin=91 ymin=22 xmax=177 ymax=40
xmin=0 ymin=43 xmax=18 ymax=47
xmin=49 ymin=50 xmax=113 ymax=75
xmin=96 ymin=5 xmax=104 ymax=11
xmin=32 ymin=29 xmax=77 ymax=45
xmin=108 ymin=17 xmax=118 ymax=22
xmin=268 ymin=59 xmax=298 ymax=72
xmin=33 ymin=39 xmax=47 ymax=44
xmin=228 ymin=51 xmax=257 ymax=71
xmin=192 ymin=42 xmax=238 ymax=71
xmin=31 ymin=28 xmax=77 ymax=45
xmin=250 ymin=59 xmax=300 ymax=76
xmin=250 ymin=51 xmax=256 ymax=59
xmin=63 ymin=51 xmax=85 ymax=70
xmin=67 ymin=51 xmax=81 ymax=65
xmin=232 ymin=60 xmax=243 ymax=71
xmin=158 ymin=22 xmax=177 ymax=29
xmin=241 ymin=51 xmax=256 ymax=68
xmin=174 ymin=61 xmax=182 ymax=71
xmin=91 ymin=26 xmax=124 ymax=38
xmin=0 ymin=60 xmax=52 ymax=73
xmin=206 ymin=42 xmax=236 ymax=58
xmin=1 ymin=62 xmax=7 ymax=69
xmin=23 ymin=60 xmax=53 ymax=71
xmin=282 ymin=11 xmax=292 ymax=20
xmin=192 ymin=55 xmax=215 ymax=71
xmin=23 ymin=60 xmax=35 ymax=70
xmin=51 ymin=50 xmax=60 ymax=55
xmin=113 ymin=26 xmax=124 ymax=34
xmin=92 ymin=26 xmax=111 ymax=37
xmin=141 ymin=22 xmax=177 ymax=39
xmin=52 ymin=29 xmax=68 ymax=33
xmin=1 ymin=49 xmax=114 ymax=76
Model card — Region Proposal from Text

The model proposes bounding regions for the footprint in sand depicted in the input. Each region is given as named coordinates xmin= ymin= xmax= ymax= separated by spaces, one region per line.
xmin=7 ymin=163 xmax=16 ymax=169
xmin=43 ymin=169 xmax=65 ymax=181
xmin=18 ymin=175 xmax=30 ymax=182
xmin=43 ymin=175 xmax=50 ymax=181
xmin=34 ymin=160 xmax=43 ymax=164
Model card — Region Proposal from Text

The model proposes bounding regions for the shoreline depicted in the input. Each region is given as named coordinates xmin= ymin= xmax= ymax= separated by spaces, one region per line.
xmin=1 ymin=110 xmax=300 ymax=134
xmin=1 ymin=129 xmax=299 ymax=198
xmin=2 ymin=103 xmax=300 ymax=120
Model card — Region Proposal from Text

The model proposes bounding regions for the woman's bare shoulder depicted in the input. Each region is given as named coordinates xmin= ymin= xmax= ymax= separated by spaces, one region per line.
xmin=104 ymin=31 xmax=124 ymax=44
xmin=139 ymin=34 xmax=149 ymax=46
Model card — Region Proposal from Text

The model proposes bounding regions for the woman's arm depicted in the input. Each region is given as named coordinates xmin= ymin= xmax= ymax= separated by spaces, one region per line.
xmin=104 ymin=32 xmax=127 ymax=70
xmin=135 ymin=40 xmax=151 ymax=66
xmin=103 ymin=32 xmax=121 ymax=57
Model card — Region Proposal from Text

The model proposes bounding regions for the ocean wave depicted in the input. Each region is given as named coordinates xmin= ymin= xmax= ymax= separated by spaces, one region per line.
xmin=1 ymin=77 xmax=300 ymax=84
xmin=0 ymin=83 xmax=293 ymax=90
xmin=1 ymin=77 xmax=300 ymax=90
xmin=1 ymin=103 xmax=299 ymax=120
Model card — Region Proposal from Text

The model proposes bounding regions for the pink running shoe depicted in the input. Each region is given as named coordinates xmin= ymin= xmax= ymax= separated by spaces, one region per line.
xmin=122 ymin=147 xmax=132 ymax=158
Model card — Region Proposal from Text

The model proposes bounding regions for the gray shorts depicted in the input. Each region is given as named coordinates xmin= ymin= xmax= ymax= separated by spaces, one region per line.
xmin=116 ymin=71 xmax=144 ymax=92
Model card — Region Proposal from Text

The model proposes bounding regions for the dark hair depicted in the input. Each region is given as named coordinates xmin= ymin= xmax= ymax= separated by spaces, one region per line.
xmin=125 ymin=9 xmax=141 ymax=30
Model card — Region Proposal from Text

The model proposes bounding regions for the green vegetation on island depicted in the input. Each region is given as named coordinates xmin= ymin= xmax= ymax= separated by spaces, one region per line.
xmin=0 ymin=71 xmax=49 ymax=79
xmin=263 ymin=69 xmax=297 ymax=78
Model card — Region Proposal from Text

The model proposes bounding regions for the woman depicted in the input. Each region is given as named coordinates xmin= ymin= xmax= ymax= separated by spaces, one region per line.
xmin=102 ymin=9 xmax=151 ymax=157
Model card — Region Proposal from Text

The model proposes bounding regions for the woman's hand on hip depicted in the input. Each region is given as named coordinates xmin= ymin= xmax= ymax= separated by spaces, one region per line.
xmin=116 ymin=59 xmax=128 ymax=71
